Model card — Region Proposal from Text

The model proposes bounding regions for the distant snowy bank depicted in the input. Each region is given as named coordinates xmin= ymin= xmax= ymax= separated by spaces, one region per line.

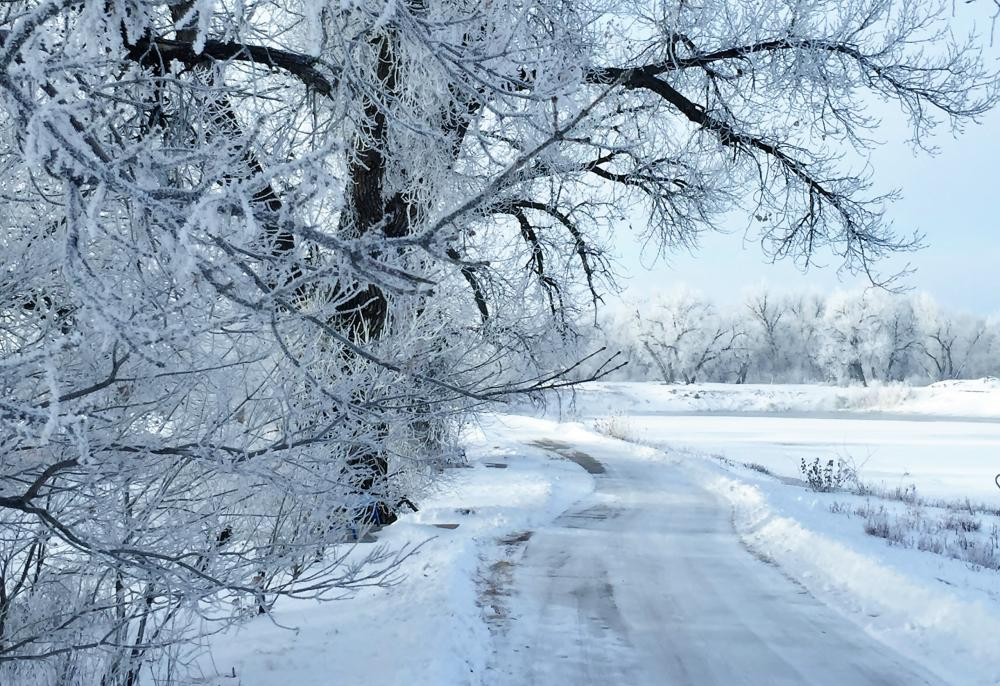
xmin=554 ymin=378 xmax=1000 ymax=419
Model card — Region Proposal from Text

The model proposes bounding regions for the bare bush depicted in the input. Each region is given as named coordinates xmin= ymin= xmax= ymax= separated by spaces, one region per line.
xmin=800 ymin=458 xmax=857 ymax=492
xmin=592 ymin=414 xmax=636 ymax=443
xmin=832 ymin=498 xmax=1000 ymax=571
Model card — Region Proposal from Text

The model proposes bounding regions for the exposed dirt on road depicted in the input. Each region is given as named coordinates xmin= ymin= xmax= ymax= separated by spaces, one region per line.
xmin=530 ymin=439 xmax=606 ymax=474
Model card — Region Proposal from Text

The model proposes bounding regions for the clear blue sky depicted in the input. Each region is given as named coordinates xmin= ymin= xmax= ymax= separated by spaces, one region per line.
xmin=614 ymin=12 xmax=1000 ymax=317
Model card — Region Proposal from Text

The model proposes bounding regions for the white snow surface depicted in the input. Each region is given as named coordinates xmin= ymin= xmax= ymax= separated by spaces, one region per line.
xmin=555 ymin=381 xmax=1000 ymax=500
xmin=692 ymin=462 xmax=1000 ymax=686
xmin=557 ymin=378 xmax=1000 ymax=418
xmin=198 ymin=423 xmax=594 ymax=685
xmin=202 ymin=381 xmax=1000 ymax=685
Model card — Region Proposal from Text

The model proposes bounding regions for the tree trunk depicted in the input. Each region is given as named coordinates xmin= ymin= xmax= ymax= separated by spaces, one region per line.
xmin=847 ymin=360 xmax=867 ymax=387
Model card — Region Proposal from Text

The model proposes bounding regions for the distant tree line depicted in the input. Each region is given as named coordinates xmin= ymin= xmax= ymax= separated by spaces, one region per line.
xmin=596 ymin=288 xmax=999 ymax=386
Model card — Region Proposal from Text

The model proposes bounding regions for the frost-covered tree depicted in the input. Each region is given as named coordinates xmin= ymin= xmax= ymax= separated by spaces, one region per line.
xmin=915 ymin=294 xmax=989 ymax=380
xmin=1 ymin=0 xmax=998 ymax=681
xmin=819 ymin=290 xmax=921 ymax=384
xmin=866 ymin=290 xmax=920 ymax=381
xmin=632 ymin=289 xmax=741 ymax=383
xmin=743 ymin=290 xmax=790 ymax=382
xmin=782 ymin=292 xmax=828 ymax=381
xmin=597 ymin=288 xmax=999 ymax=385
xmin=596 ymin=302 xmax=658 ymax=380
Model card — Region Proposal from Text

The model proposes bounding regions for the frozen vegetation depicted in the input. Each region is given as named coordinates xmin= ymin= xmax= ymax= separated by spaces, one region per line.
xmin=589 ymin=288 xmax=1000 ymax=386
xmin=2 ymin=0 xmax=1000 ymax=683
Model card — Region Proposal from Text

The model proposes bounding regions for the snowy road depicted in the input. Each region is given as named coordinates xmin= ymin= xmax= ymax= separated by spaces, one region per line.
xmin=487 ymin=438 xmax=947 ymax=686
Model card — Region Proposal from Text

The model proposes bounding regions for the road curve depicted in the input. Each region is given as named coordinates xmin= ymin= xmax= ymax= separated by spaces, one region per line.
xmin=485 ymin=440 xmax=946 ymax=686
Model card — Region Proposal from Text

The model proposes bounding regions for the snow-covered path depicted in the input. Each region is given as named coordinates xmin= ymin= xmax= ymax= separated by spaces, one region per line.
xmin=488 ymin=438 xmax=946 ymax=686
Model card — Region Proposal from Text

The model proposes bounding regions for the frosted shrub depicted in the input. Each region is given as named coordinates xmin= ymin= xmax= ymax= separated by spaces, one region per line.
xmin=942 ymin=513 xmax=982 ymax=533
xmin=593 ymin=414 xmax=636 ymax=442
xmin=834 ymin=499 xmax=1000 ymax=571
xmin=862 ymin=506 xmax=907 ymax=544
xmin=800 ymin=458 xmax=856 ymax=492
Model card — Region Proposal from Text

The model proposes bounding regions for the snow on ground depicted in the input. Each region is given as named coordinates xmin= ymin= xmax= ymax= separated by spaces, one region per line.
xmin=560 ymin=381 xmax=1000 ymax=500
xmin=201 ymin=380 xmax=1000 ymax=686
xmin=600 ymin=412 xmax=1000 ymax=500
xmin=197 ymin=417 xmax=594 ymax=685
xmin=557 ymin=378 xmax=1000 ymax=419
xmin=570 ymin=381 xmax=1000 ymax=685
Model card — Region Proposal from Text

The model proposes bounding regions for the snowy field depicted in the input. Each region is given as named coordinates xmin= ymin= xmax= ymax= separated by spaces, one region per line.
xmin=560 ymin=380 xmax=1000 ymax=500
xmin=560 ymin=378 xmax=1000 ymax=417
xmin=202 ymin=380 xmax=1000 ymax=685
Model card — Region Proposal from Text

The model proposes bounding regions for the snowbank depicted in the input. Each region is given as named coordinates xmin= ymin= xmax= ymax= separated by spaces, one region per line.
xmin=903 ymin=377 xmax=1000 ymax=417
xmin=688 ymin=457 xmax=1000 ymax=686
xmin=554 ymin=379 xmax=1000 ymax=419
